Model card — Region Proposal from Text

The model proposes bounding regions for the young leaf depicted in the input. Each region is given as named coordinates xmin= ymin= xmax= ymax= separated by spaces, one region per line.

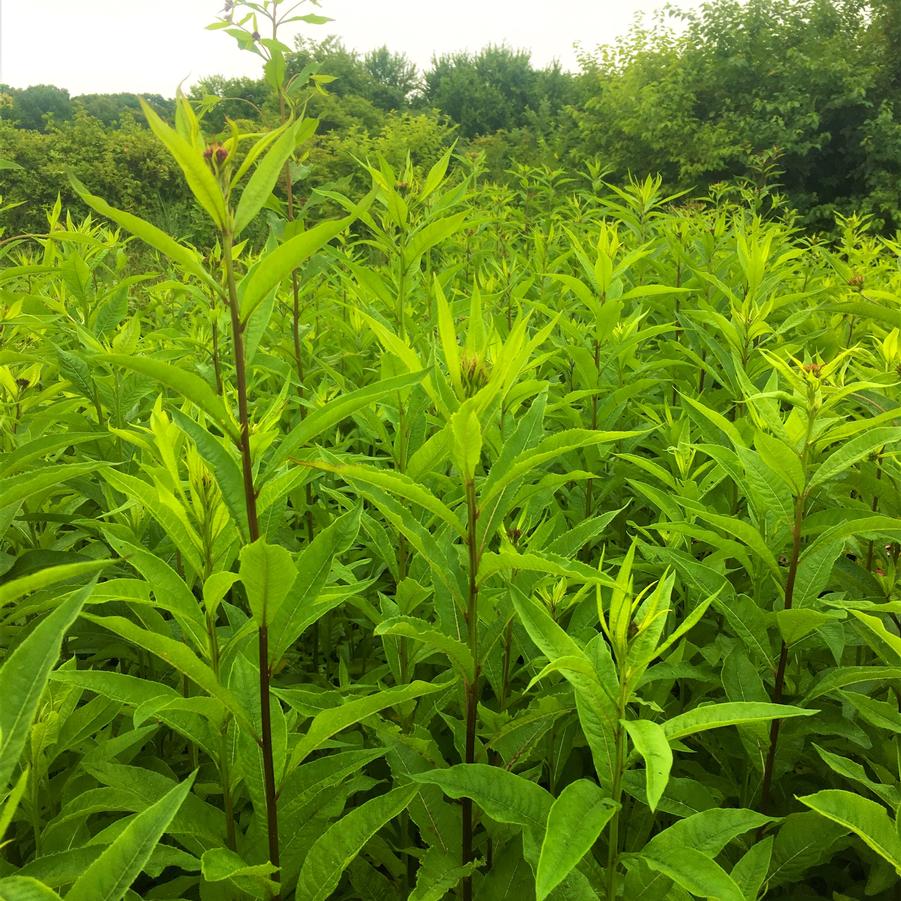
xmin=140 ymin=97 xmax=229 ymax=229
xmin=101 ymin=354 xmax=237 ymax=441
xmin=535 ymin=780 xmax=617 ymax=900
xmin=233 ymin=118 xmax=311 ymax=237
xmin=238 ymin=215 xmax=353 ymax=321
xmin=0 ymin=587 xmax=88 ymax=789
xmin=64 ymin=774 xmax=195 ymax=901
xmin=239 ymin=539 xmax=297 ymax=627
xmin=295 ymin=784 xmax=417 ymax=901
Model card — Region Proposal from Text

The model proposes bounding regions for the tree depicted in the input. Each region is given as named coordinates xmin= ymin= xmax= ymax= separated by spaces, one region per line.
xmin=423 ymin=45 xmax=573 ymax=138
xmin=9 ymin=84 xmax=73 ymax=131
xmin=363 ymin=46 xmax=420 ymax=110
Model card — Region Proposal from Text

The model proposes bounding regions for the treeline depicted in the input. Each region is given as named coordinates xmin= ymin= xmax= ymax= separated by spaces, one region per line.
xmin=0 ymin=0 xmax=899 ymax=235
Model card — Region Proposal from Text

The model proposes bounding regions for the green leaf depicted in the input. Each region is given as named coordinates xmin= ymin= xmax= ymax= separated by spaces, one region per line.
xmin=731 ymin=837 xmax=773 ymax=901
xmin=233 ymin=119 xmax=313 ymax=237
xmin=450 ymin=402 xmax=482 ymax=482
xmin=0 ymin=587 xmax=87 ymax=788
xmin=644 ymin=808 xmax=774 ymax=857
xmin=799 ymin=789 xmax=901 ymax=872
xmin=268 ymin=370 xmax=427 ymax=472
xmin=239 ymin=539 xmax=297 ymax=627
xmin=200 ymin=847 xmax=278 ymax=893
xmin=0 ymin=877 xmax=64 ymax=900
xmin=295 ymin=785 xmax=417 ymax=901
xmin=754 ymin=431 xmax=804 ymax=494
xmin=101 ymin=355 xmax=237 ymax=441
xmin=0 ymin=559 xmax=110 ymax=612
xmin=140 ymin=98 xmax=228 ymax=229
xmin=419 ymin=145 xmax=455 ymax=202
xmin=639 ymin=847 xmax=744 ymax=901
xmin=535 ymin=780 xmax=617 ymax=900
xmin=106 ymin=536 xmax=206 ymax=652
xmin=413 ymin=764 xmax=552 ymax=834
xmin=171 ymin=410 xmax=248 ymax=541
xmin=374 ymin=616 xmax=475 ymax=680
xmin=64 ymin=774 xmax=194 ymax=901
xmin=286 ymin=681 xmax=451 ymax=773
xmin=810 ymin=427 xmax=901 ymax=489
xmin=776 ymin=608 xmax=842 ymax=645
xmin=851 ymin=610 xmax=901 ymax=664
xmin=269 ymin=506 xmax=361 ymax=663
xmin=69 ymin=175 xmax=214 ymax=288
xmin=0 ymin=768 xmax=29 ymax=849
xmin=0 ymin=463 xmax=101 ymax=511
xmin=405 ymin=212 xmax=468 ymax=266
xmin=623 ymin=720 xmax=672 ymax=813
xmin=663 ymin=702 xmax=817 ymax=741
xmin=84 ymin=614 xmax=255 ymax=737
xmin=803 ymin=665 xmax=901 ymax=703
xmin=238 ymin=215 xmax=353 ymax=321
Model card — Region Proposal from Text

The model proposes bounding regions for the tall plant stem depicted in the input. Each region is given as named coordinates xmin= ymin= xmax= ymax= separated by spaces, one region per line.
xmin=605 ymin=682 xmax=628 ymax=901
xmin=223 ymin=232 xmax=281 ymax=897
xmin=760 ymin=489 xmax=805 ymax=812
xmin=462 ymin=477 xmax=481 ymax=901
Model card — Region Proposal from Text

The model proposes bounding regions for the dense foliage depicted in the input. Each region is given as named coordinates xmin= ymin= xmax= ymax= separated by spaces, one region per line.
xmin=2 ymin=1 xmax=901 ymax=900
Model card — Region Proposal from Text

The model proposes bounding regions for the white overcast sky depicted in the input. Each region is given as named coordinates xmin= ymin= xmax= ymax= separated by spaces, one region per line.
xmin=1 ymin=1 xmax=704 ymax=97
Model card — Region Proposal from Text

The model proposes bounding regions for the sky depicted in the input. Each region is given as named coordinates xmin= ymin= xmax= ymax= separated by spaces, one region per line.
xmin=0 ymin=0 xmax=704 ymax=97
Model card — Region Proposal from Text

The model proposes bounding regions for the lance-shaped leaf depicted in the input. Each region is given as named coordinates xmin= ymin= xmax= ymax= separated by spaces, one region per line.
xmin=0 ymin=559 xmax=110 ymax=612
xmin=84 ymin=614 xmax=256 ymax=737
xmin=285 ymin=680 xmax=451 ymax=774
xmin=0 ymin=587 xmax=88 ymax=788
xmin=238 ymin=214 xmax=354 ymax=321
xmin=101 ymin=355 xmax=237 ymax=441
xmin=314 ymin=462 xmax=464 ymax=539
xmin=268 ymin=369 xmax=427 ymax=473
xmin=404 ymin=212 xmax=469 ymax=267
xmin=663 ymin=702 xmax=817 ymax=741
xmin=413 ymin=764 xmax=552 ymax=835
xmin=799 ymin=790 xmax=901 ymax=872
xmin=375 ymin=616 xmax=475 ymax=681
xmin=536 ymin=780 xmax=617 ymax=900
xmin=295 ymin=784 xmax=417 ymax=901
xmin=201 ymin=847 xmax=278 ymax=896
xmin=809 ymin=426 xmax=901 ymax=490
xmin=638 ymin=848 xmax=745 ymax=901
xmin=70 ymin=175 xmax=215 ymax=288
xmin=106 ymin=536 xmax=206 ymax=653
xmin=0 ymin=462 xmax=101 ymax=511
xmin=269 ymin=506 xmax=361 ymax=663
xmin=140 ymin=97 xmax=228 ymax=229
xmin=233 ymin=118 xmax=316 ymax=237
xmin=65 ymin=774 xmax=195 ymax=901
xmin=0 ymin=877 xmax=63 ymax=900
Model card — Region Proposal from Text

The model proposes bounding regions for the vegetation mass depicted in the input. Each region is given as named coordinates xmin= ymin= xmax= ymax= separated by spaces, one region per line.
xmin=1 ymin=1 xmax=901 ymax=900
